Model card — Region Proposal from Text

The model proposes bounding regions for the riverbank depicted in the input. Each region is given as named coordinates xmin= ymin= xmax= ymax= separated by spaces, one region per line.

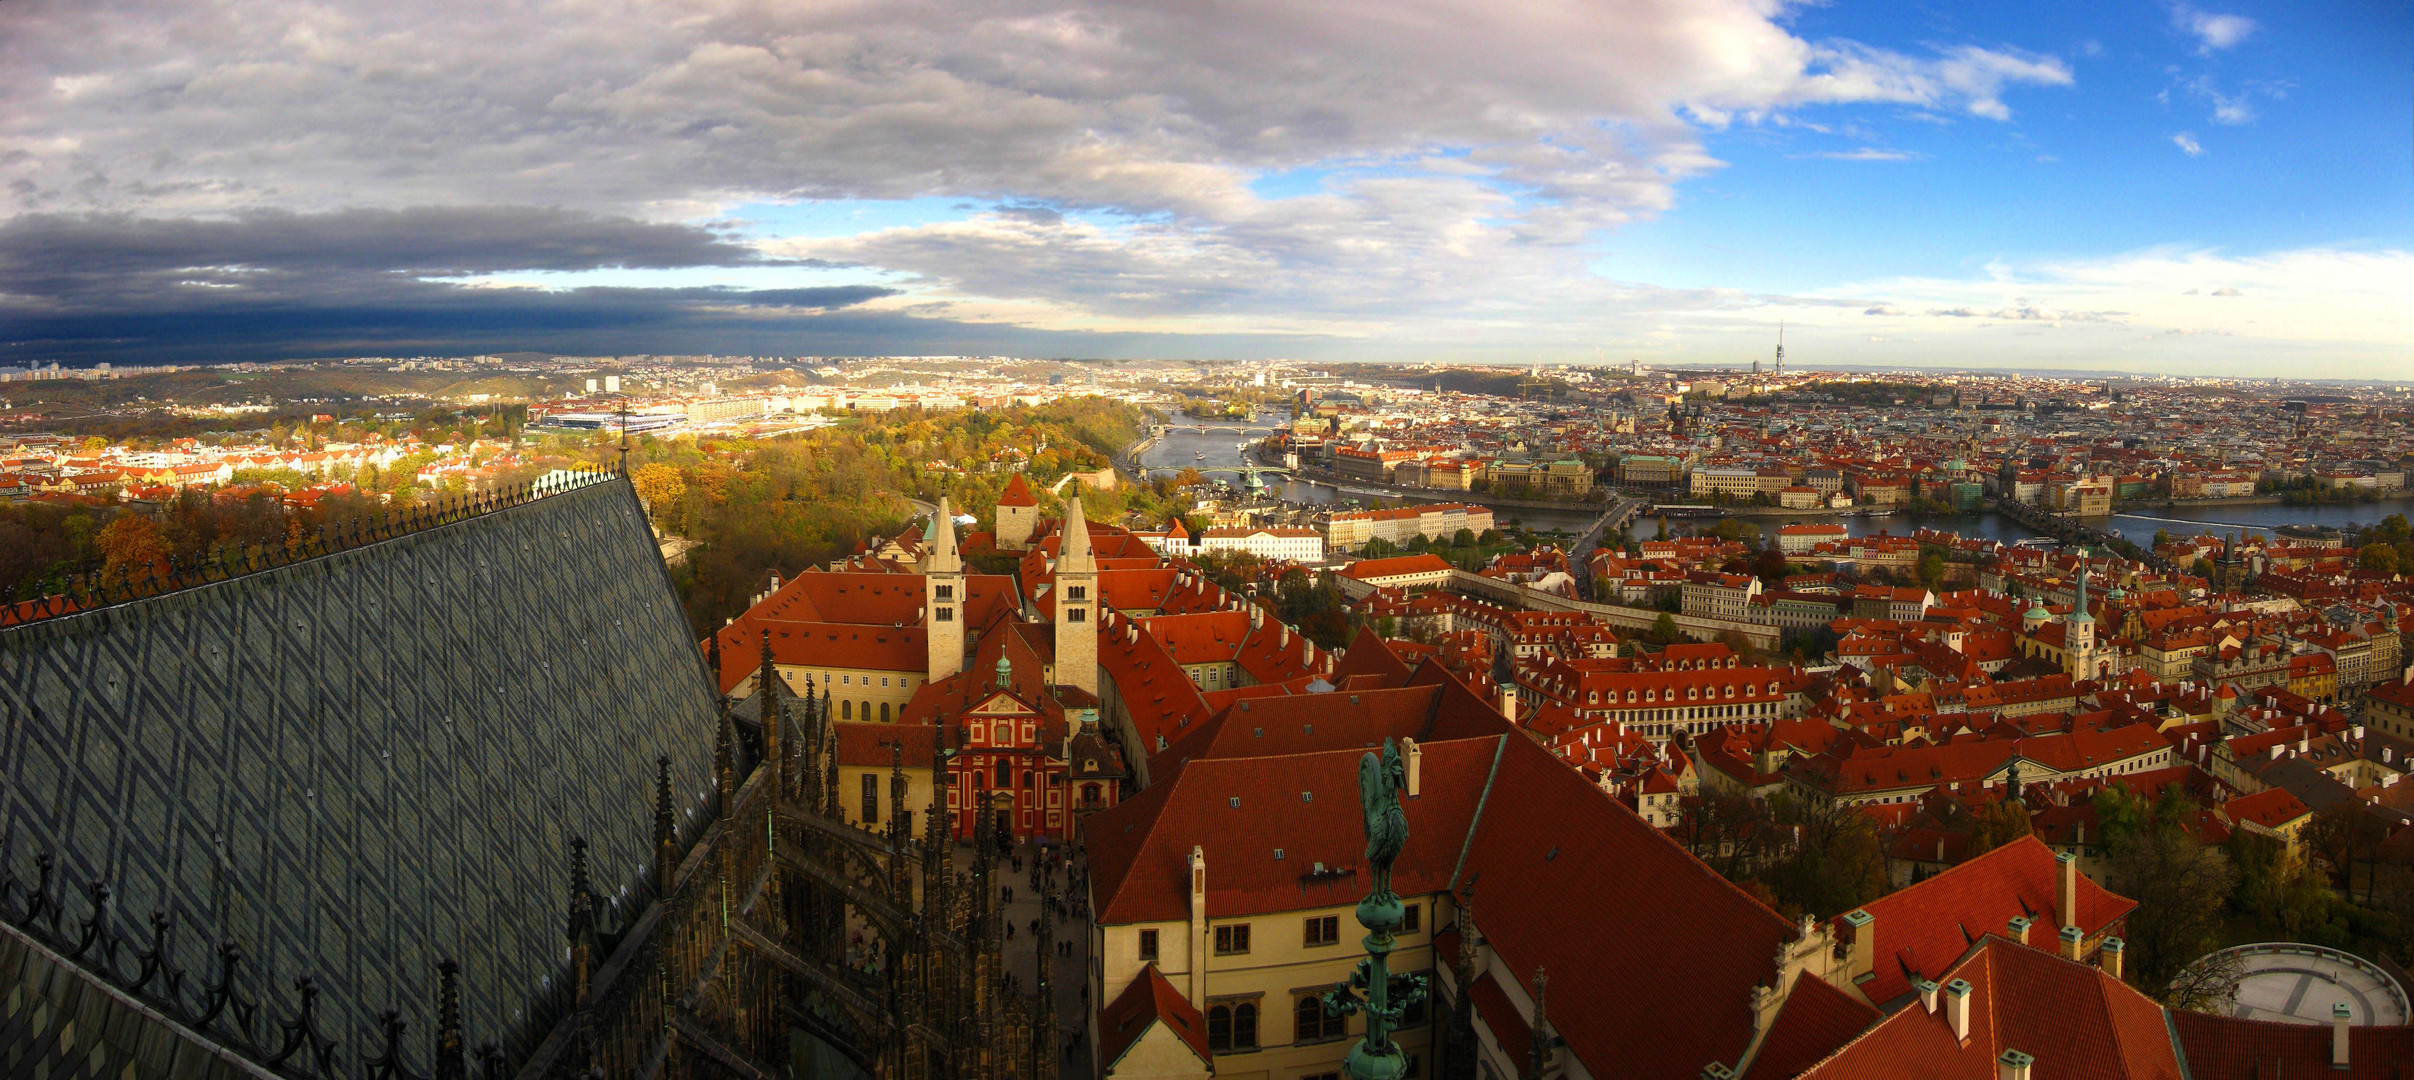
xmin=1289 ymin=466 xmax=1615 ymax=514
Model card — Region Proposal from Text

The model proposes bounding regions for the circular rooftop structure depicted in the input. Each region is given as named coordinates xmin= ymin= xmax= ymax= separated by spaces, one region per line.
xmin=2180 ymin=943 xmax=2410 ymax=1026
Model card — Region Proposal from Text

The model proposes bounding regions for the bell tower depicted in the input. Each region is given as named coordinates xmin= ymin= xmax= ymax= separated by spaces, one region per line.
xmin=1055 ymin=486 xmax=1098 ymax=696
xmin=926 ymin=496 xmax=966 ymax=681
xmin=2066 ymin=552 xmax=2096 ymax=678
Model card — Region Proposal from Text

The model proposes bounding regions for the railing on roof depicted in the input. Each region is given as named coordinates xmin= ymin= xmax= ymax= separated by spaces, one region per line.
xmin=0 ymin=463 xmax=625 ymax=632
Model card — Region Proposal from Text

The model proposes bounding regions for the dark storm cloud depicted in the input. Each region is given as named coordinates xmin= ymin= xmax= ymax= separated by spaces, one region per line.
xmin=0 ymin=206 xmax=804 ymax=280
xmin=0 ymin=208 xmax=915 ymax=363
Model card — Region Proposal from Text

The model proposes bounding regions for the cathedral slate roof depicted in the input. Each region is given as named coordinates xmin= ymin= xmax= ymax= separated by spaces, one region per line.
xmin=0 ymin=474 xmax=719 ymax=1074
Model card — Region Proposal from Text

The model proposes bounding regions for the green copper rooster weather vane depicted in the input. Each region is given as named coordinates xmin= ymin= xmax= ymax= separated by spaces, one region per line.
xmin=1320 ymin=738 xmax=1427 ymax=1080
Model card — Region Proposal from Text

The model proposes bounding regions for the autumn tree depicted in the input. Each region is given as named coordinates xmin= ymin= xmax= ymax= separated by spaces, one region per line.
xmin=95 ymin=514 xmax=168 ymax=584
xmin=631 ymin=463 xmax=687 ymax=525
xmin=2103 ymin=791 xmax=2235 ymax=992
xmin=1964 ymin=796 xmax=2035 ymax=858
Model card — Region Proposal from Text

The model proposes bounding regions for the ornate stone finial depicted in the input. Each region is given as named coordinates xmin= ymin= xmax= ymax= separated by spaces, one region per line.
xmin=759 ymin=630 xmax=784 ymax=794
xmin=653 ymin=756 xmax=678 ymax=893
xmin=715 ymin=697 xmax=736 ymax=819
xmin=567 ymin=838 xmax=593 ymax=938
xmin=568 ymin=837 xmax=595 ymax=1003
xmin=434 ymin=959 xmax=465 ymax=1080
xmin=706 ymin=630 xmax=723 ymax=690
xmin=1526 ymin=967 xmax=1551 ymax=1080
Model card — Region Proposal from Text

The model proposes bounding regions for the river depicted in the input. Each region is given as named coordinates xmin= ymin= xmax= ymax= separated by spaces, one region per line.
xmin=1136 ymin=420 xmax=2414 ymax=547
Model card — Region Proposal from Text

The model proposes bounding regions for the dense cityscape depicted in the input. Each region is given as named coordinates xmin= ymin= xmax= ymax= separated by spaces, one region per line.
xmin=7 ymin=0 xmax=2410 ymax=1077
xmin=5 ymin=350 xmax=2414 ymax=1078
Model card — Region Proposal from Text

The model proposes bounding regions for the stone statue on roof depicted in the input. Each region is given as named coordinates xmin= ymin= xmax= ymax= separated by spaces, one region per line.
xmin=1361 ymin=738 xmax=1410 ymax=899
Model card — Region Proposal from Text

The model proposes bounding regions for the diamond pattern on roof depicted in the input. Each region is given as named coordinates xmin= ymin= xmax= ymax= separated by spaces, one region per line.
xmin=0 ymin=478 xmax=718 ymax=1069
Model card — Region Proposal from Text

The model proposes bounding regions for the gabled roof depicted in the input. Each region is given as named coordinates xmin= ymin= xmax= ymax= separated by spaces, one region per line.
xmin=1097 ymin=964 xmax=1211 ymax=1072
xmin=1148 ymin=681 xmax=1513 ymax=782
xmin=1744 ymin=972 xmax=1882 ymax=1080
xmin=1330 ymin=625 xmax=1416 ymax=686
xmin=1798 ymin=936 xmax=2180 ymax=1080
xmin=1456 ymin=734 xmax=1799 ymax=1080
xmin=1086 ymin=736 xmax=1503 ymax=924
xmin=1842 ymin=835 xmax=2135 ymax=1007
xmin=717 ymin=621 xmax=928 ymax=694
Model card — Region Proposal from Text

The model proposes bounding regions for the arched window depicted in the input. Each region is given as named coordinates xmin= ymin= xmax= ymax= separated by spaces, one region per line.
xmin=842 ymin=700 xmax=853 ymax=720
xmin=996 ymin=762 xmax=1010 ymax=787
xmin=880 ymin=702 xmax=890 ymax=722
xmin=1023 ymin=770 xmax=1036 ymax=788
xmin=1208 ymin=1006 xmax=1232 ymax=1051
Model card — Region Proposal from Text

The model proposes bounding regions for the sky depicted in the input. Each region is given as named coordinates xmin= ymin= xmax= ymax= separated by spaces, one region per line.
xmin=2 ymin=0 xmax=2407 ymax=376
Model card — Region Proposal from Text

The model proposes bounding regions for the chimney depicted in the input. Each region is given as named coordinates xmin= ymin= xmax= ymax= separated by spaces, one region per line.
xmin=1916 ymin=978 xmax=1940 ymax=1014
xmin=2057 ymin=851 xmax=2080 ymax=936
xmin=1946 ymin=978 xmax=1972 ymax=1040
xmin=1840 ymin=910 xmax=1876 ymax=984
xmin=2060 ymin=924 xmax=2084 ymax=961
xmin=2100 ymin=936 xmax=2124 ymax=980
xmin=2332 ymin=1002 xmax=2351 ymax=1068
xmin=1403 ymin=737 xmax=1423 ymax=797
xmin=1188 ymin=846 xmax=1209 ymax=1006
xmin=1996 ymin=1049 xmax=2034 ymax=1080
xmin=2008 ymin=915 xmax=2032 ymax=946
xmin=1499 ymin=686 xmax=1519 ymax=723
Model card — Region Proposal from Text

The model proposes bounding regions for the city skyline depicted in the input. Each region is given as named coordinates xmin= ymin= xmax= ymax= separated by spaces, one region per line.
xmin=2 ymin=0 xmax=2407 ymax=374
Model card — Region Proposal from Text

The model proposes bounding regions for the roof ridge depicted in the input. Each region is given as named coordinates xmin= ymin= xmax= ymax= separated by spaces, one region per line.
xmin=1447 ymin=734 xmax=1509 ymax=892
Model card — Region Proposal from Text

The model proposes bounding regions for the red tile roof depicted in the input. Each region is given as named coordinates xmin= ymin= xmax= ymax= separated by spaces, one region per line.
xmin=1456 ymin=734 xmax=1799 ymax=1080
xmin=1743 ymin=972 xmax=1881 ymax=1080
xmin=1149 ymin=681 xmax=1513 ymax=781
xmin=832 ymin=720 xmax=941 ymax=767
xmin=1086 ymin=736 xmax=1503 ymax=924
xmin=999 ymin=472 xmax=1039 ymax=507
xmin=1842 ymin=835 xmax=2135 ymax=1007
xmin=1340 ymin=553 xmax=1455 ymax=581
xmin=2222 ymin=788 xmax=2311 ymax=831
xmin=1799 ymin=936 xmax=2179 ymax=1080
xmin=717 ymin=621 xmax=928 ymax=694
xmin=1097 ymin=964 xmax=1211 ymax=1072
xmin=2168 ymin=1006 xmax=2414 ymax=1080
xmin=1466 ymin=970 xmax=1533 ymax=1066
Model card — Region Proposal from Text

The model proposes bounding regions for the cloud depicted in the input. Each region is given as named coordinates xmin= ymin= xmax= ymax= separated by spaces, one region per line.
xmin=1864 ymin=305 xmax=1905 ymax=315
xmin=0 ymin=209 xmax=912 ymax=363
xmin=0 ymin=2 xmax=2077 ymax=240
xmin=1780 ymin=246 xmax=2414 ymax=373
xmin=2173 ymin=6 xmax=2257 ymax=53
xmin=1786 ymin=42 xmax=2073 ymax=122
xmin=1817 ymin=148 xmax=1922 ymax=162
xmin=2171 ymin=132 xmax=2205 ymax=157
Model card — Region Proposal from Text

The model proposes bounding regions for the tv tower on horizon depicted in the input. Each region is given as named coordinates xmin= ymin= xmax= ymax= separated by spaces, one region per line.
xmin=1774 ymin=321 xmax=1786 ymax=375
